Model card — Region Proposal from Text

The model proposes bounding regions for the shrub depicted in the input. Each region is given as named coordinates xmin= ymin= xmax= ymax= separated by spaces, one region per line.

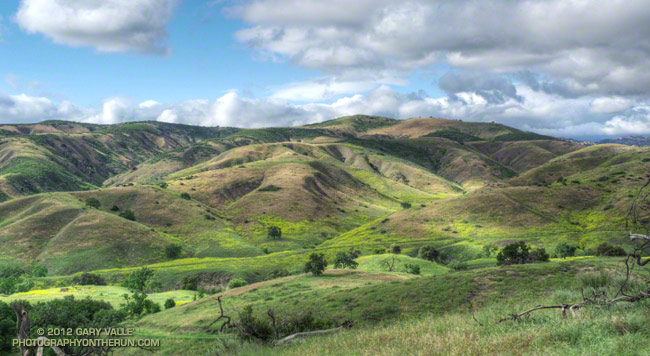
xmin=31 ymin=264 xmax=48 ymax=277
xmin=419 ymin=246 xmax=440 ymax=262
xmin=497 ymin=241 xmax=530 ymax=266
xmin=449 ymin=260 xmax=468 ymax=271
xmin=0 ymin=261 xmax=24 ymax=279
xmin=110 ymin=205 xmax=120 ymax=211
xmin=259 ymin=185 xmax=281 ymax=192
xmin=0 ymin=277 xmax=17 ymax=295
xmin=166 ymin=243 xmax=182 ymax=259
xmin=267 ymin=226 xmax=282 ymax=240
xmin=121 ymin=267 xmax=155 ymax=292
xmin=16 ymin=278 xmax=34 ymax=293
xmin=595 ymin=243 xmax=627 ymax=256
xmin=555 ymin=243 xmax=578 ymax=258
xmin=400 ymin=202 xmax=412 ymax=209
xmin=482 ymin=244 xmax=498 ymax=257
xmin=164 ymin=298 xmax=176 ymax=309
xmin=85 ymin=197 xmax=101 ymax=208
xmin=159 ymin=182 xmax=168 ymax=188
xmin=16 ymin=296 xmax=125 ymax=355
xmin=304 ymin=253 xmax=327 ymax=276
xmin=529 ymin=247 xmax=550 ymax=262
xmin=180 ymin=192 xmax=191 ymax=200
xmin=181 ymin=274 xmax=199 ymax=291
xmin=403 ymin=263 xmax=421 ymax=274
xmin=497 ymin=242 xmax=549 ymax=265
xmin=121 ymin=291 xmax=161 ymax=317
xmin=228 ymin=278 xmax=247 ymax=289
xmin=72 ymin=272 xmax=106 ymax=286
xmin=119 ymin=209 xmax=136 ymax=221
xmin=390 ymin=244 xmax=401 ymax=254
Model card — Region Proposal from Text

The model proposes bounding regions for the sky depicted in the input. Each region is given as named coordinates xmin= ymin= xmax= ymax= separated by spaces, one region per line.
xmin=1 ymin=1 xmax=650 ymax=140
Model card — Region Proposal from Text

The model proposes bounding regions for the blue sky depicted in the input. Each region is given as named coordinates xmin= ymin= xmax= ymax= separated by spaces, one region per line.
xmin=1 ymin=0 xmax=649 ymax=140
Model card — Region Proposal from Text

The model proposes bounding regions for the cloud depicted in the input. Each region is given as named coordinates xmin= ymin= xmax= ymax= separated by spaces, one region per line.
xmin=438 ymin=71 xmax=522 ymax=104
xmin=2 ymin=85 xmax=649 ymax=140
xmin=590 ymin=97 xmax=634 ymax=114
xmin=271 ymin=77 xmax=378 ymax=102
xmin=0 ymin=91 xmax=86 ymax=123
xmin=231 ymin=0 xmax=650 ymax=97
xmin=15 ymin=0 xmax=179 ymax=54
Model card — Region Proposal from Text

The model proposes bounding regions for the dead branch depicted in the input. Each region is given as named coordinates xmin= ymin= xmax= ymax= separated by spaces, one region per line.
xmin=274 ymin=320 xmax=354 ymax=346
xmin=498 ymin=180 xmax=650 ymax=324
xmin=207 ymin=295 xmax=236 ymax=332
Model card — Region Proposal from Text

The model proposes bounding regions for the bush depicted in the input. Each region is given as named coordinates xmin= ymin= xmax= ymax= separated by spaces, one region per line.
xmin=121 ymin=291 xmax=161 ymax=317
xmin=304 ymin=253 xmax=327 ymax=276
xmin=164 ymin=298 xmax=176 ymax=309
xmin=400 ymin=202 xmax=412 ymax=209
xmin=0 ymin=277 xmax=17 ymax=295
xmin=15 ymin=278 xmax=34 ymax=293
xmin=482 ymin=244 xmax=498 ymax=257
xmin=555 ymin=243 xmax=578 ymax=258
xmin=403 ymin=263 xmax=421 ymax=274
xmin=181 ymin=274 xmax=199 ymax=291
xmin=31 ymin=264 xmax=48 ymax=277
xmin=166 ymin=243 xmax=182 ymax=259
xmin=419 ymin=246 xmax=440 ymax=262
xmin=267 ymin=226 xmax=282 ymax=240
xmin=0 ymin=261 xmax=24 ymax=279
xmin=159 ymin=182 xmax=168 ymax=188
xmin=449 ymin=260 xmax=468 ymax=271
xmin=110 ymin=205 xmax=120 ymax=211
xmin=529 ymin=247 xmax=550 ymax=262
xmin=228 ymin=278 xmax=247 ymax=289
xmin=119 ymin=209 xmax=136 ymax=221
xmin=121 ymin=267 xmax=155 ymax=292
xmin=259 ymin=185 xmax=281 ymax=192
xmin=85 ymin=197 xmax=101 ymax=208
xmin=180 ymin=192 xmax=191 ymax=200
xmin=390 ymin=244 xmax=401 ymax=254
xmin=72 ymin=272 xmax=106 ymax=286
xmin=595 ymin=243 xmax=627 ymax=256
xmin=25 ymin=296 xmax=124 ymax=354
xmin=497 ymin=242 xmax=550 ymax=265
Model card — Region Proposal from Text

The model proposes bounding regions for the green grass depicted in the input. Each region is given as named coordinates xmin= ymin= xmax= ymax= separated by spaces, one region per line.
xmin=0 ymin=285 xmax=196 ymax=308
xmin=106 ymin=257 xmax=650 ymax=356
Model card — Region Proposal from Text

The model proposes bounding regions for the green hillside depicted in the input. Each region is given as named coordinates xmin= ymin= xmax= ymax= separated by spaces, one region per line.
xmin=0 ymin=116 xmax=648 ymax=356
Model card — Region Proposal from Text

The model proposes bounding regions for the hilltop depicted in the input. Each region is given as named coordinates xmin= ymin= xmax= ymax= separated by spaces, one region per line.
xmin=0 ymin=115 xmax=645 ymax=280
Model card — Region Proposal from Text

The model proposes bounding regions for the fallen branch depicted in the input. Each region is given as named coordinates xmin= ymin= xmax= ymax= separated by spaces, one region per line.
xmin=274 ymin=320 xmax=354 ymax=345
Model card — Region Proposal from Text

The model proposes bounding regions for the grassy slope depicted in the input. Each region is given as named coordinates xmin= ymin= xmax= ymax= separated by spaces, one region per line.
xmin=107 ymin=256 xmax=650 ymax=356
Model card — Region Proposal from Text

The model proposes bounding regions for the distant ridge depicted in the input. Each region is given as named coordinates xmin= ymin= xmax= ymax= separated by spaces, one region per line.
xmin=598 ymin=135 xmax=650 ymax=146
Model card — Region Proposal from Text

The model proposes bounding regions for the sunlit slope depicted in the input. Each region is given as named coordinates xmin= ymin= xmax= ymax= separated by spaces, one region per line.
xmin=0 ymin=121 xmax=231 ymax=198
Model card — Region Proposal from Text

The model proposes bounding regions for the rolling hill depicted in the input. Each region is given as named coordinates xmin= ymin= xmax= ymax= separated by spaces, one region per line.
xmin=0 ymin=115 xmax=645 ymax=281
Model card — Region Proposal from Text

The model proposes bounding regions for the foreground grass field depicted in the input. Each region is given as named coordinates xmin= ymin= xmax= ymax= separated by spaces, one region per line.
xmin=95 ymin=256 xmax=649 ymax=355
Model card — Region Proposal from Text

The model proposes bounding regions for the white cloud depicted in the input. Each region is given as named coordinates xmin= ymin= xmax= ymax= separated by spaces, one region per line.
xmin=139 ymin=100 xmax=161 ymax=108
xmin=271 ymin=77 xmax=378 ymax=102
xmin=232 ymin=0 xmax=650 ymax=97
xmin=15 ymin=0 xmax=179 ymax=54
xmin=590 ymin=97 xmax=634 ymax=114
xmin=2 ymin=86 xmax=649 ymax=140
